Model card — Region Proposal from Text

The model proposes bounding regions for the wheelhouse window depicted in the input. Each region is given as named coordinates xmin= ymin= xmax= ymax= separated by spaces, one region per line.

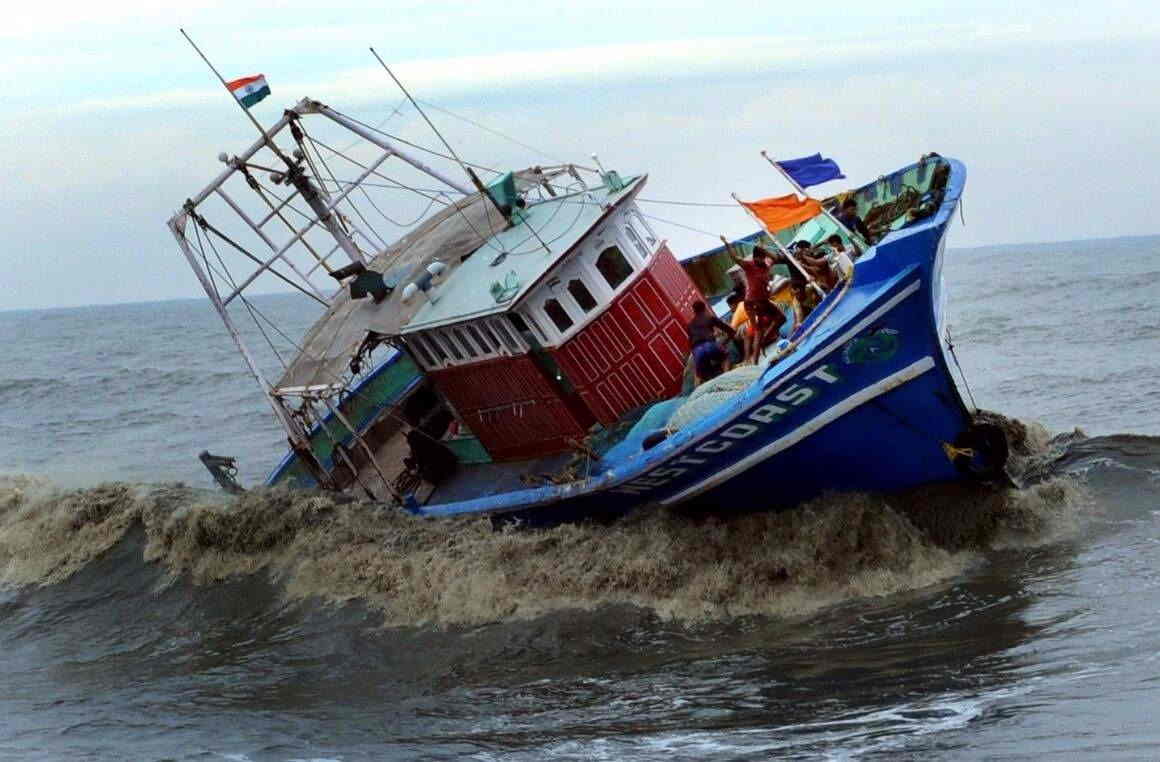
xmin=452 ymin=327 xmax=478 ymax=358
xmin=435 ymin=330 xmax=463 ymax=362
xmin=515 ymin=311 xmax=550 ymax=344
xmin=567 ymin=278 xmax=598 ymax=312
xmin=625 ymin=225 xmax=650 ymax=260
xmin=421 ymin=333 xmax=448 ymax=365
xmin=543 ymin=298 xmax=574 ymax=333
xmin=491 ymin=317 xmax=524 ymax=352
xmin=408 ymin=336 xmax=435 ymax=368
xmin=595 ymin=245 xmax=634 ymax=290
xmin=631 ymin=209 xmax=657 ymax=245
xmin=470 ymin=323 xmax=498 ymax=354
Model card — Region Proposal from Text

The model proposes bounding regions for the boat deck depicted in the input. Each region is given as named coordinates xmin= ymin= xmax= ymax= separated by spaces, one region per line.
xmin=354 ymin=428 xmax=577 ymax=508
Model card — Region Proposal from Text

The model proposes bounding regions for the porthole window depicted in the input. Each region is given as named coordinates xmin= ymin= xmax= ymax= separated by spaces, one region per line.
xmin=595 ymin=245 xmax=633 ymax=290
xmin=567 ymin=278 xmax=598 ymax=312
xmin=543 ymin=298 xmax=574 ymax=333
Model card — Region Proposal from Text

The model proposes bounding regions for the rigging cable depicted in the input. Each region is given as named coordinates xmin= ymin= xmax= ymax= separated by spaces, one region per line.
xmin=945 ymin=326 xmax=979 ymax=412
xmin=305 ymin=135 xmax=443 ymax=228
xmin=297 ymin=122 xmax=389 ymax=250
xmin=639 ymin=212 xmax=722 ymax=240
xmin=415 ymin=98 xmax=568 ymax=165
xmin=198 ymin=220 xmax=290 ymax=370
xmin=637 ymin=198 xmax=738 ymax=208
xmin=191 ymin=210 xmax=328 ymax=307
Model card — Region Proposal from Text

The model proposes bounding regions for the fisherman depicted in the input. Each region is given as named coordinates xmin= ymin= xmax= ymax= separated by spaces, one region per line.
xmin=721 ymin=235 xmax=785 ymax=364
xmin=724 ymin=292 xmax=747 ymax=366
xmin=822 ymin=233 xmax=857 ymax=281
xmin=791 ymin=240 xmax=840 ymax=291
xmin=687 ymin=300 xmax=736 ymax=385
xmin=825 ymin=232 xmax=858 ymax=262
xmin=789 ymin=268 xmax=821 ymax=331
xmin=726 ymin=264 xmax=747 ymax=304
xmin=836 ymin=198 xmax=872 ymax=242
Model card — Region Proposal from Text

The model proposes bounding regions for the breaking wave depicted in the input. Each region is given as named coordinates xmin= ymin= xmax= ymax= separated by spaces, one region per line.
xmin=0 ymin=421 xmax=1097 ymax=628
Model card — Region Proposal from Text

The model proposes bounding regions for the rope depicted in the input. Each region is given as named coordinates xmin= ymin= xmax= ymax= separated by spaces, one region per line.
xmin=199 ymin=222 xmax=289 ymax=370
xmin=305 ymin=135 xmax=443 ymax=229
xmin=942 ymin=442 xmax=975 ymax=461
xmin=239 ymin=167 xmax=332 ymax=270
xmin=637 ymin=197 xmax=737 ymax=208
xmin=329 ymin=107 xmax=502 ymax=178
xmin=297 ymin=123 xmax=388 ymax=250
xmin=191 ymin=211 xmax=328 ymax=307
xmin=416 ymin=98 xmax=569 ymax=165
xmin=640 ymin=212 xmax=724 ymax=240
xmin=945 ymin=326 xmax=978 ymax=412
xmin=305 ymin=135 xmax=452 ymax=207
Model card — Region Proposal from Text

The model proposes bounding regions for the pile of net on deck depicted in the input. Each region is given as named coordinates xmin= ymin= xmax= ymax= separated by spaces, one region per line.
xmin=667 ymin=365 xmax=763 ymax=431
xmin=597 ymin=365 xmax=763 ymax=465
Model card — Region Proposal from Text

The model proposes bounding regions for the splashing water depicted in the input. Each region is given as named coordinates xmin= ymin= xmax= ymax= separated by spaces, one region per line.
xmin=0 ymin=423 xmax=1088 ymax=629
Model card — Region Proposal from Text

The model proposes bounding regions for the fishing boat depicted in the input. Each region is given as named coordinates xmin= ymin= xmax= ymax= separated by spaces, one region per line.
xmin=168 ymin=93 xmax=1008 ymax=527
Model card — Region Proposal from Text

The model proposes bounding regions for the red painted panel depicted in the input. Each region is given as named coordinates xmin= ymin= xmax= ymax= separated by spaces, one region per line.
xmin=427 ymin=244 xmax=703 ymax=459
xmin=430 ymin=355 xmax=589 ymax=461
xmin=551 ymin=245 xmax=704 ymax=425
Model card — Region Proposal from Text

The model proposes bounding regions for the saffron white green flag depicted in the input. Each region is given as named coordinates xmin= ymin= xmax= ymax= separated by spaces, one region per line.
xmin=225 ymin=74 xmax=270 ymax=108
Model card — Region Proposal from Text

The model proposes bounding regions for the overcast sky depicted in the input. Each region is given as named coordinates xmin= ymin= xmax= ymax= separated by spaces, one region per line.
xmin=2 ymin=0 xmax=1158 ymax=310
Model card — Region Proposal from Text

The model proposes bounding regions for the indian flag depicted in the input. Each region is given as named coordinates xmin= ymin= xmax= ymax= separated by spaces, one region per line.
xmin=226 ymin=74 xmax=270 ymax=109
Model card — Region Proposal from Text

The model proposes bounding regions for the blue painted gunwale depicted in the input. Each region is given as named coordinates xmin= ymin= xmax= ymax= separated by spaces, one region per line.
xmin=264 ymin=349 xmax=420 ymax=486
xmin=411 ymin=157 xmax=973 ymax=524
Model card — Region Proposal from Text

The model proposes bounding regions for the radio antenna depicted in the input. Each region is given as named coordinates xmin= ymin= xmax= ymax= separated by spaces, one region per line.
xmin=368 ymin=46 xmax=506 ymax=217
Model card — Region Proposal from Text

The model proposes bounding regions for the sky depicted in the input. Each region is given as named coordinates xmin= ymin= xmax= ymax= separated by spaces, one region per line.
xmin=2 ymin=0 xmax=1159 ymax=310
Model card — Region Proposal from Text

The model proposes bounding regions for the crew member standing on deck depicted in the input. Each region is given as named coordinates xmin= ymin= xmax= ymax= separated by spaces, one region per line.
xmin=836 ymin=198 xmax=872 ymax=243
xmin=687 ymin=300 xmax=736 ymax=385
xmin=721 ymin=236 xmax=785 ymax=364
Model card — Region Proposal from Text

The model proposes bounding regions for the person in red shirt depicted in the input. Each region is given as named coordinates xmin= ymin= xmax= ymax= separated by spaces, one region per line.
xmin=721 ymin=236 xmax=785 ymax=364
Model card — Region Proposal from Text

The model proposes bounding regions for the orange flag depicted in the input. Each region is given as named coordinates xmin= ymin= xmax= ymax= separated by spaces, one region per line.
xmin=739 ymin=194 xmax=822 ymax=233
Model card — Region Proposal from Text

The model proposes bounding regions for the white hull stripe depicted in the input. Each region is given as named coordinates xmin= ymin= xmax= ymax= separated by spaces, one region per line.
xmin=659 ymin=355 xmax=937 ymax=505
xmin=647 ymin=278 xmax=923 ymax=468
xmin=762 ymin=279 xmax=921 ymax=392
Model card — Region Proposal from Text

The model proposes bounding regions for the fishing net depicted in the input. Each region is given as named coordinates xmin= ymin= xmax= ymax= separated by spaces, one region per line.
xmin=667 ymin=364 xmax=763 ymax=432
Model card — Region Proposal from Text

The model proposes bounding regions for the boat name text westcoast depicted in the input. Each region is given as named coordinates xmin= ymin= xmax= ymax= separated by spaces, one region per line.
xmin=611 ymin=363 xmax=843 ymax=495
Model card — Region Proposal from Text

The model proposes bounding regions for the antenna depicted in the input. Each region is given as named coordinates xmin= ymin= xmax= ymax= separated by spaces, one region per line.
xmin=180 ymin=28 xmax=292 ymax=168
xmin=368 ymin=46 xmax=507 ymax=218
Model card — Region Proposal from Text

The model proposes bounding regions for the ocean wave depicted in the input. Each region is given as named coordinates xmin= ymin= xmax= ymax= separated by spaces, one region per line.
xmin=0 ymin=430 xmax=1095 ymax=629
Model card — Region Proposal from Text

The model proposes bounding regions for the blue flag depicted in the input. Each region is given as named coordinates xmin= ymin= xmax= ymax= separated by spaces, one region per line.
xmin=775 ymin=153 xmax=846 ymax=188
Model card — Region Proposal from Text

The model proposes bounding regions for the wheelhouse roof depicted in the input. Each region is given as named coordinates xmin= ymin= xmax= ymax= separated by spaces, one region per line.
xmin=390 ymin=174 xmax=644 ymax=333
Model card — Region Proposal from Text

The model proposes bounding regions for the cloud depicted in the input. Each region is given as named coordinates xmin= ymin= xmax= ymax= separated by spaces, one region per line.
xmin=28 ymin=19 xmax=1160 ymax=117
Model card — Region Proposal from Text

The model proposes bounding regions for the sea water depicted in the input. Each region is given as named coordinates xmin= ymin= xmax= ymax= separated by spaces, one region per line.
xmin=0 ymin=235 xmax=1157 ymax=760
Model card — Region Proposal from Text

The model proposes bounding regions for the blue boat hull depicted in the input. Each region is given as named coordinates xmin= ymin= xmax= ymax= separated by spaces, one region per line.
xmin=412 ymin=158 xmax=992 ymax=526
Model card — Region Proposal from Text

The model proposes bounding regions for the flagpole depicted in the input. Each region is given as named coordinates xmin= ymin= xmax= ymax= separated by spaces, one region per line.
xmin=180 ymin=28 xmax=292 ymax=167
xmin=730 ymin=193 xmax=826 ymax=298
xmin=760 ymin=150 xmax=869 ymax=250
